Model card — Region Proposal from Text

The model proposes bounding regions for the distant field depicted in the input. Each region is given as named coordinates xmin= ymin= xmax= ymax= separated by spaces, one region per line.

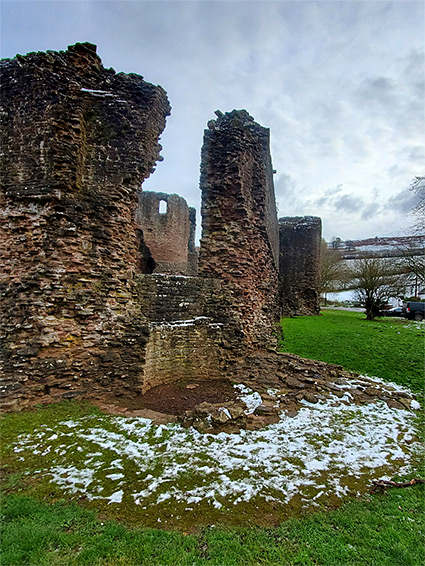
xmin=1 ymin=310 xmax=424 ymax=566
xmin=280 ymin=309 xmax=425 ymax=395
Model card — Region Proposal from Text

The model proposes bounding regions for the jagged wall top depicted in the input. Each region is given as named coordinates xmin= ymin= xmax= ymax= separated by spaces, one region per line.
xmin=207 ymin=109 xmax=262 ymax=133
xmin=202 ymin=109 xmax=279 ymax=266
xmin=1 ymin=42 xmax=171 ymax=196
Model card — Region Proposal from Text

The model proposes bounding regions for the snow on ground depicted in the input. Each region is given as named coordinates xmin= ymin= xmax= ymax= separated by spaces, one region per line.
xmin=234 ymin=384 xmax=263 ymax=414
xmin=11 ymin=377 xmax=422 ymax=514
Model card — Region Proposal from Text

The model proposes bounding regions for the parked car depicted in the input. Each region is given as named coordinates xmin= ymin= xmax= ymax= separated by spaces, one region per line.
xmin=404 ymin=301 xmax=425 ymax=321
xmin=382 ymin=306 xmax=405 ymax=318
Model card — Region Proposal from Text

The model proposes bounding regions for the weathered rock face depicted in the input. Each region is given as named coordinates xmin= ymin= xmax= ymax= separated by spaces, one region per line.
xmin=0 ymin=43 xmax=171 ymax=409
xmin=178 ymin=351 xmax=419 ymax=433
xmin=279 ymin=216 xmax=321 ymax=316
xmin=135 ymin=273 xmax=238 ymax=392
xmin=136 ymin=191 xmax=194 ymax=275
xmin=198 ymin=110 xmax=280 ymax=349
xmin=1 ymin=47 xmax=418 ymax=433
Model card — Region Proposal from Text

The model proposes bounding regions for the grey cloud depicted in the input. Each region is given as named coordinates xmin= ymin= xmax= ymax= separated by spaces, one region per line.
xmin=333 ymin=194 xmax=363 ymax=213
xmin=274 ymin=173 xmax=298 ymax=200
xmin=402 ymin=49 xmax=424 ymax=81
xmin=386 ymin=188 xmax=422 ymax=215
xmin=350 ymin=48 xmax=424 ymax=144
xmin=412 ymin=79 xmax=425 ymax=99
xmin=315 ymin=196 xmax=329 ymax=207
xmin=306 ymin=185 xmax=344 ymax=208
xmin=2 ymin=0 xmax=424 ymax=242
xmin=355 ymin=76 xmax=396 ymax=107
xmin=409 ymin=146 xmax=425 ymax=162
xmin=307 ymin=188 xmax=387 ymax=223
xmin=361 ymin=203 xmax=380 ymax=221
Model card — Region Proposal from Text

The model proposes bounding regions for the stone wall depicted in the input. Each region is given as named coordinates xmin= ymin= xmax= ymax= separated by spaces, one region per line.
xmin=137 ymin=191 xmax=195 ymax=275
xmin=134 ymin=273 xmax=241 ymax=391
xmin=143 ymin=318 xmax=224 ymax=392
xmin=0 ymin=43 xmax=170 ymax=409
xmin=136 ymin=273 xmax=240 ymax=388
xmin=198 ymin=110 xmax=280 ymax=349
xmin=0 ymin=42 xmax=325 ymax=411
xmin=279 ymin=216 xmax=322 ymax=316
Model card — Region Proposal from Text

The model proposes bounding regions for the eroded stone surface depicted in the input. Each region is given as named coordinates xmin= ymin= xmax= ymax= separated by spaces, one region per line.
xmin=0 ymin=45 xmax=384 ymax=419
xmin=279 ymin=216 xmax=321 ymax=316
xmin=199 ymin=110 xmax=280 ymax=350
xmin=136 ymin=191 xmax=193 ymax=275
xmin=0 ymin=43 xmax=170 ymax=409
xmin=177 ymin=352 xmax=420 ymax=433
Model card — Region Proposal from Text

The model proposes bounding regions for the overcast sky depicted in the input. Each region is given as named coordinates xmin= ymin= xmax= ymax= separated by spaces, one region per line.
xmin=2 ymin=0 xmax=424 ymax=241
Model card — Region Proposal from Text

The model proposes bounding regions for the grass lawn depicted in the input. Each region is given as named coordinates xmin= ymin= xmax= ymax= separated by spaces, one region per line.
xmin=1 ymin=310 xmax=424 ymax=566
xmin=280 ymin=309 xmax=425 ymax=395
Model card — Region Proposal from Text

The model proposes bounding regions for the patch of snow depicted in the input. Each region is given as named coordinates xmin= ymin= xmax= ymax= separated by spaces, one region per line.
xmin=61 ymin=420 xmax=79 ymax=428
xmin=49 ymin=465 xmax=95 ymax=493
xmin=267 ymin=388 xmax=279 ymax=397
xmin=157 ymin=492 xmax=172 ymax=503
xmin=80 ymin=88 xmax=115 ymax=97
xmin=355 ymin=244 xmax=397 ymax=252
xmin=108 ymin=490 xmax=123 ymax=504
xmin=10 ymin=379 xmax=422 ymax=514
xmin=105 ymin=473 xmax=124 ymax=481
xmin=150 ymin=316 xmax=223 ymax=329
xmin=234 ymin=384 xmax=263 ymax=414
xmin=219 ymin=407 xmax=232 ymax=419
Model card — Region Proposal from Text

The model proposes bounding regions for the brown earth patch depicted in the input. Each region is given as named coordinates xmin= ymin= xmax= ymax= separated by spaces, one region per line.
xmin=82 ymin=378 xmax=238 ymax=420
xmin=127 ymin=379 xmax=237 ymax=413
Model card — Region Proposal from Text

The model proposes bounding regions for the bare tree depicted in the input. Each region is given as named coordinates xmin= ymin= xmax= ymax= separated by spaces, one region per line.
xmin=330 ymin=236 xmax=342 ymax=250
xmin=350 ymin=257 xmax=404 ymax=320
xmin=319 ymin=239 xmax=349 ymax=303
xmin=410 ymin=176 xmax=425 ymax=234
xmin=397 ymin=177 xmax=425 ymax=297
xmin=398 ymin=236 xmax=425 ymax=297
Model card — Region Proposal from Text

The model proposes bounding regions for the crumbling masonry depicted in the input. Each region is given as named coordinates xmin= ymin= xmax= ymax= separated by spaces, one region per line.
xmin=279 ymin=216 xmax=322 ymax=316
xmin=199 ymin=110 xmax=280 ymax=349
xmin=0 ymin=43 xmax=323 ymax=413
xmin=137 ymin=191 xmax=198 ymax=275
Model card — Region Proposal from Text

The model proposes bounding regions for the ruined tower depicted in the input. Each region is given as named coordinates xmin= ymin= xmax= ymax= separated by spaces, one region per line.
xmin=137 ymin=191 xmax=195 ymax=275
xmin=198 ymin=110 xmax=280 ymax=349
xmin=279 ymin=216 xmax=322 ymax=316
xmin=1 ymin=42 xmax=324 ymax=412
xmin=0 ymin=43 xmax=170 ymax=408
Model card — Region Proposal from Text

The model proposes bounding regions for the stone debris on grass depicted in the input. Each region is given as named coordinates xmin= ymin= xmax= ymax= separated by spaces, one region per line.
xmin=179 ymin=368 xmax=420 ymax=433
xmin=11 ymin=375 xmax=422 ymax=519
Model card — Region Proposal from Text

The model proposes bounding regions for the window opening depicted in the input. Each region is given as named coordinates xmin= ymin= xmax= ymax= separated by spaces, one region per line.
xmin=159 ymin=200 xmax=167 ymax=214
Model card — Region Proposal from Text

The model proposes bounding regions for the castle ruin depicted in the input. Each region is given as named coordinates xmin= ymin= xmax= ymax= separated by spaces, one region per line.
xmin=0 ymin=43 xmax=323 ymax=414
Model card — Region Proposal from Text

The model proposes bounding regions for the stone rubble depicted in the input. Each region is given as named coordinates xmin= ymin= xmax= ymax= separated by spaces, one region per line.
xmin=179 ymin=352 xmax=420 ymax=433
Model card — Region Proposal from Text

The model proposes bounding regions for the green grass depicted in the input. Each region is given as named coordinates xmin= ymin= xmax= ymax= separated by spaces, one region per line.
xmin=280 ymin=309 xmax=425 ymax=394
xmin=1 ymin=312 xmax=424 ymax=565
xmin=1 ymin=488 xmax=424 ymax=565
